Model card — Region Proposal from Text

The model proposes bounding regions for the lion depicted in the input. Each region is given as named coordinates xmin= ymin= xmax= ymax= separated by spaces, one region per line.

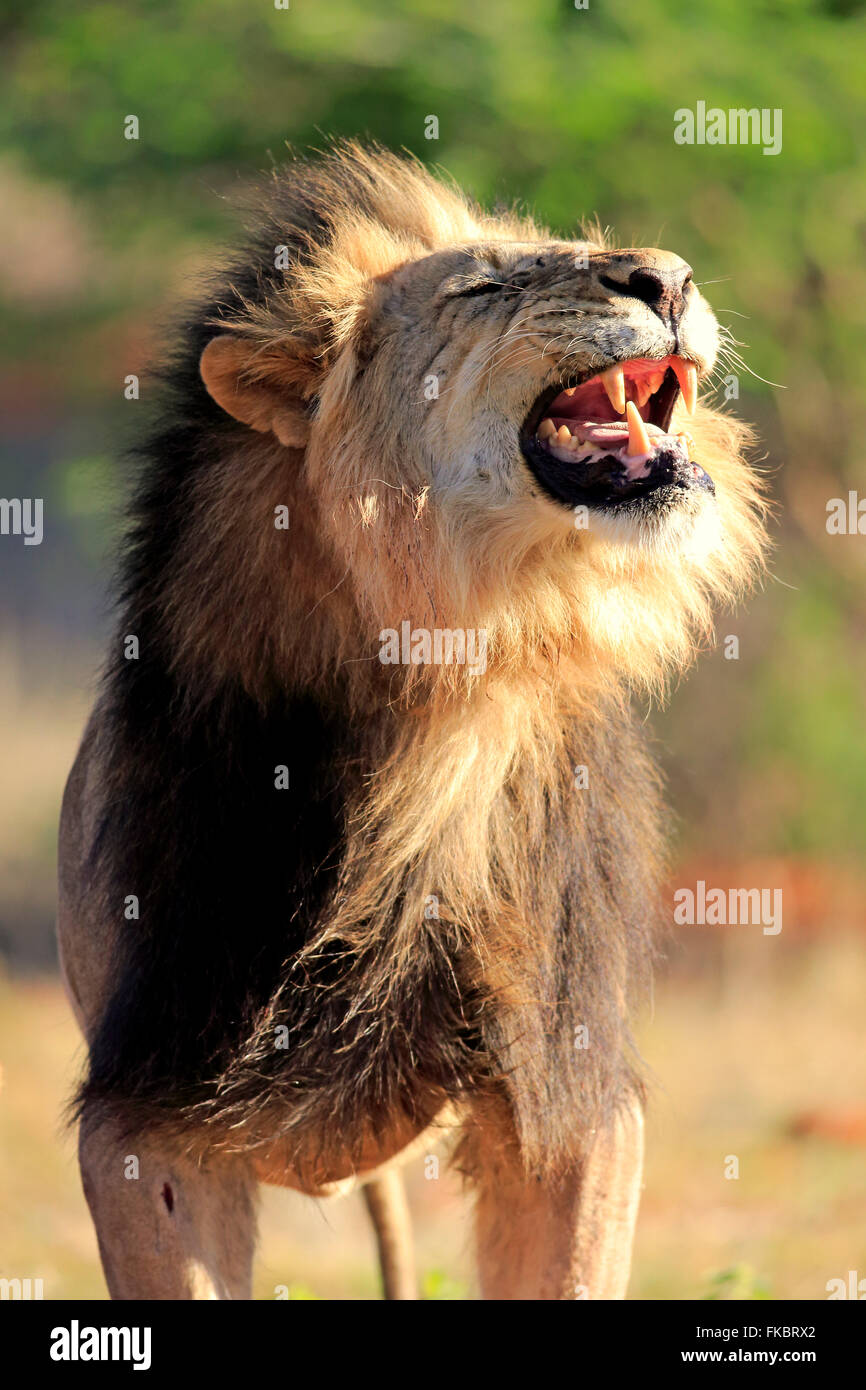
xmin=58 ymin=142 xmax=767 ymax=1300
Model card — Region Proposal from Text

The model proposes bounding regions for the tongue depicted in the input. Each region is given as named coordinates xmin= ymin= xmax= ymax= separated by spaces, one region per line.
xmin=551 ymin=420 xmax=667 ymax=446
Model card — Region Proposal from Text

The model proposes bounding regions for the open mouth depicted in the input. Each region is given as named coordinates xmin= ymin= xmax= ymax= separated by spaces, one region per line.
xmin=520 ymin=355 xmax=715 ymax=513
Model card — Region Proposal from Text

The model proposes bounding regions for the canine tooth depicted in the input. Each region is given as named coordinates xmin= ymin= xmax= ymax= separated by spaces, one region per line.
xmin=556 ymin=425 xmax=572 ymax=445
xmin=625 ymin=401 xmax=652 ymax=456
xmin=671 ymin=358 xmax=698 ymax=415
xmin=537 ymin=418 xmax=555 ymax=440
xmin=563 ymin=386 xmax=577 ymax=396
xmin=600 ymin=364 xmax=626 ymax=415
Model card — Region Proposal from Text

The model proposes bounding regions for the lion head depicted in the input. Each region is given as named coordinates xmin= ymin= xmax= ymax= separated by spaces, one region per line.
xmin=194 ymin=142 xmax=767 ymax=704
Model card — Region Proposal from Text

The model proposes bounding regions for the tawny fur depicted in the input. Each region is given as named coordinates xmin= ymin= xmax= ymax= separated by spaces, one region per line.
xmin=60 ymin=143 xmax=768 ymax=1298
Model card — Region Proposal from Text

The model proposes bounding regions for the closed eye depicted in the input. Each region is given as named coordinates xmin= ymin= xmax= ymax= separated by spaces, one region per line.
xmin=454 ymin=278 xmax=503 ymax=297
xmin=440 ymin=271 xmax=507 ymax=300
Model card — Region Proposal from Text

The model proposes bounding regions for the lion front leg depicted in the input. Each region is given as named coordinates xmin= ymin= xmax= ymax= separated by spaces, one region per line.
xmin=463 ymin=1094 xmax=644 ymax=1301
xmin=78 ymin=1112 xmax=258 ymax=1300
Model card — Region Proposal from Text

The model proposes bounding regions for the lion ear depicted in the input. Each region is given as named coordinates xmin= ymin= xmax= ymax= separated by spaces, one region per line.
xmin=199 ymin=335 xmax=313 ymax=448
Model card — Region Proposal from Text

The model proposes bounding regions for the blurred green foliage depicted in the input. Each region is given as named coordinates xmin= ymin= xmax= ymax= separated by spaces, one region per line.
xmin=421 ymin=1268 xmax=470 ymax=1300
xmin=2 ymin=0 xmax=865 ymax=863
xmin=702 ymin=1264 xmax=773 ymax=1300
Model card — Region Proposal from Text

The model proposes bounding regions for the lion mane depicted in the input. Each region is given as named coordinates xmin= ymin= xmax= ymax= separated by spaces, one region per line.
xmin=68 ymin=143 xmax=767 ymax=1180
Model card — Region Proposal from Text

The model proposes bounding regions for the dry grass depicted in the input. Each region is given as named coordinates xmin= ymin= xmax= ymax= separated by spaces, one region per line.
xmin=0 ymin=653 xmax=95 ymax=967
xmin=633 ymin=931 xmax=866 ymax=1300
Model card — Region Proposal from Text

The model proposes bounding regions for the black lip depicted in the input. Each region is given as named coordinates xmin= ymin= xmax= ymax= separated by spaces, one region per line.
xmin=519 ymin=365 xmax=714 ymax=512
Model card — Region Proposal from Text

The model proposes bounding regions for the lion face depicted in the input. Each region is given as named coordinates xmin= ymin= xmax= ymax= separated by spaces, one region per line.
xmin=361 ymin=239 xmax=721 ymax=543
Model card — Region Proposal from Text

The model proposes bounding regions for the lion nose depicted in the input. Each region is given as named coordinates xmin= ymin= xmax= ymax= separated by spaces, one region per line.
xmin=598 ymin=251 xmax=693 ymax=328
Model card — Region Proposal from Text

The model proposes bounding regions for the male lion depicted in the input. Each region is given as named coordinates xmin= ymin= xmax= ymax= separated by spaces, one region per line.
xmin=58 ymin=142 xmax=767 ymax=1300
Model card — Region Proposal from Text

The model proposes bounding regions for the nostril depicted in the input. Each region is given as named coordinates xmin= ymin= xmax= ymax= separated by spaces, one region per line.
xmin=600 ymin=266 xmax=691 ymax=323
xmin=599 ymin=270 xmax=667 ymax=308
xmin=161 ymin=1182 xmax=174 ymax=1213
xmin=627 ymin=269 xmax=667 ymax=307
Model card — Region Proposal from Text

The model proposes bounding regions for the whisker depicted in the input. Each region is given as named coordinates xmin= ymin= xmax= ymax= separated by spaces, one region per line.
xmin=453 ymin=333 xmax=561 ymax=390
